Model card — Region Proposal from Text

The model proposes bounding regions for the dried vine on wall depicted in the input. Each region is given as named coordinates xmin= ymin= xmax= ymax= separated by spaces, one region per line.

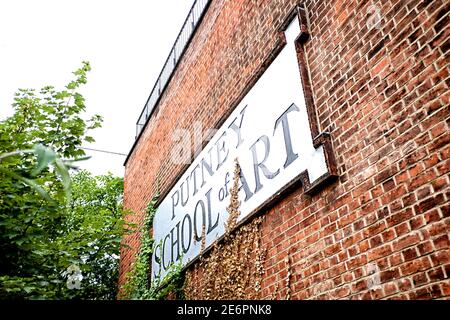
xmin=184 ymin=159 xmax=267 ymax=299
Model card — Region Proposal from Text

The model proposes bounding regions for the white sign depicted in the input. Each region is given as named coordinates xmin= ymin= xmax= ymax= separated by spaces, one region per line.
xmin=152 ymin=16 xmax=330 ymax=280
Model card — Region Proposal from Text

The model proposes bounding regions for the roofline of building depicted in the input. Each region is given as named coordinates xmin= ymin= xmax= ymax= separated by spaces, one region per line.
xmin=124 ymin=0 xmax=212 ymax=166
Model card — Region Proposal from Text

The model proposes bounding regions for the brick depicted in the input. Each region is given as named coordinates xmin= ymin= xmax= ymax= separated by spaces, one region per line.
xmin=370 ymin=235 xmax=383 ymax=249
xmin=352 ymin=279 xmax=368 ymax=292
xmin=383 ymin=282 xmax=398 ymax=296
xmin=394 ymin=233 xmax=421 ymax=251
xmin=368 ymin=244 xmax=392 ymax=261
xmin=395 ymin=222 xmax=412 ymax=237
xmin=427 ymin=267 xmax=445 ymax=282
xmin=402 ymin=247 xmax=418 ymax=262
xmin=424 ymin=209 xmax=442 ymax=224
xmin=417 ymin=186 xmax=432 ymax=200
xmin=400 ymin=257 xmax=432 ymax=276
xmin=409 ymin=169 xmax=437 ymax=191
xmin=432 ymin=176 xmax=448 ymax=192
xmin=409 ymin=216 xmax=425 ymax=230
xmin=402 ymin=193 xmax=416 ymax=207
xmin=380 ymin=268 xmax=400 ymax=283
xmin=397 ymin=278 xmax=412 ymax=292
xmin=428 ymin=133 xmax=450 ymax=153
xmin=417 ymin=240 xmax=434 ymax=256
xmin=119 ymin=0 xmax=450 ymax=300
xmin=433 ymin=234 xmax=449 ymax=249
xmin=389 ymin=252 xmax=404 ymax=268
xmin=387 ymin=208 xmax=414 ymax=227
xmin=414 ymin=194 xmax=446 ymax=214
xmin=430 ymin=250 xmax=450 ymax=266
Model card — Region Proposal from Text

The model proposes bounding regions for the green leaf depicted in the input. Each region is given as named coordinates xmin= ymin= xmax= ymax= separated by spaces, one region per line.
xmin=0 ymin=62 xmax=126 ymax=300
xmin=84 ymin=136 xmax=95 ymax=143
xmin=31 ymin=144 xmax=56 ymax=176
xmin=0 ymin=167 xmax=52 ymax=201
xmin=54 ymin=158 xmax=71 ymax=201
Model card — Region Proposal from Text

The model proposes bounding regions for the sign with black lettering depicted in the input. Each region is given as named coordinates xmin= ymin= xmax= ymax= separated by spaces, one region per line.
xmin=152 ymin=15 xmax=336 ymax=280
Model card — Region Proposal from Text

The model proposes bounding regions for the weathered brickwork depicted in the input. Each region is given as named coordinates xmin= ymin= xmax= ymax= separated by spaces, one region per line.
xmin=119 ymin=0 xmax=449 ymax=299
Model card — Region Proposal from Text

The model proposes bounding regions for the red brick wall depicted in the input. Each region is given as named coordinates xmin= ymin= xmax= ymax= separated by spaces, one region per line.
xmin=119 ymin=0 xmax=450 ymax=299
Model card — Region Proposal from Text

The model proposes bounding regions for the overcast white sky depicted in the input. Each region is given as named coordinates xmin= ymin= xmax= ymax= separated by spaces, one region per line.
xmin=0 ymin=0 xmax=193 ymax=176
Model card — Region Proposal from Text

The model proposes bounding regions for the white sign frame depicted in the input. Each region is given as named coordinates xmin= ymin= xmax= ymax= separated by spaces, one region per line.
xmin=151 ymin=9 xmax=337 ymax=280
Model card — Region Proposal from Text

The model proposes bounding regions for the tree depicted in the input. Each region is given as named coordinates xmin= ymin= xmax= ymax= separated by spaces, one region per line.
xmin=60 ymin=170 xmax=126 ymax=299
xmin=0 ymin=62 xmax=128 ymax=299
